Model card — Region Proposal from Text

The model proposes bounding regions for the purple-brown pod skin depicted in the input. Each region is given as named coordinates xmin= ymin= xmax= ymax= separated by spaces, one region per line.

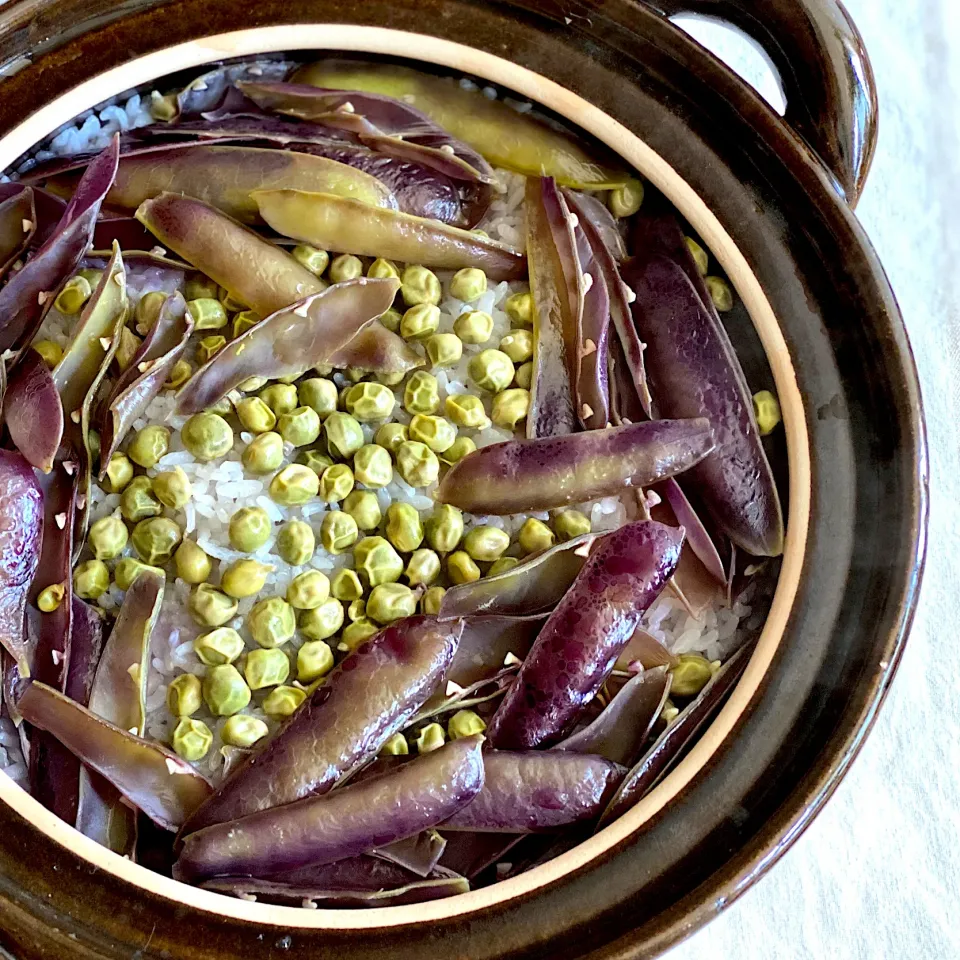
xmin=175 ymin=60 xmax=297 ymax=118
xmin=436 ymin=419 xmax=714 ymax=516
xmin=182 ymin=616 xmax=462 ymax=833
xmin=438 ymin=833 xmax=524 ymax=881
xmin=487 ymin=521 xmax=684 ymax=749
xmin=441 ymin=750 xmax=624 ymax=832
xmin=0 ymin=186 xmax=35 ymax=278
xmin=564 ymin=189 xmax=626 ymax=260
xmin=3 ymin=350 xmax=63 ymax=473
xmin=326 ymin=321 xmax=423 ymax=375
xmin=659 ymin=477 xmax=727 ymax=584
xmin=445 ymin=616 xmax=543 ymax=688
xmin=373 ymin=831 xmax=447 ymax=878
xmin=624 ymin=252 xmax=784 ymax=557
xmin=175 ymin=735 xmax=484 ymax=883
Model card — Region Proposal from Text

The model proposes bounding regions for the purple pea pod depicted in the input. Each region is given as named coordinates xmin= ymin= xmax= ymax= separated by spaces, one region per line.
xmin=3 ymin=349 xmax=63 ymax=473
xmin=175 ymin=276 xmax=399 ymax=414
xmin=444 ymin=616 xmax=543 ymax=687
xmin=564 ymin=189 xmax=626 ymax=261
xmin=439 ymin=538 xmax=596 ymax=620
xmin=326 ymin=322 xmax=423 ymax=375
xmin=597 ymin=643 xmax=753 ymax=829
xmin=615 ymin=627 xmax=677 ymax=672
xmin=487 ymin=521 xmax=684 ymax=749
xmin=63 ymin=598 xmax=105 ymax=708
xmin=173 ymin=60 xmax=297 ymax=119
xmin=183 ymin=616 xmax=462 ymax=833
xmin=436 ymin=419 xmax=714 ymax=516
xmin=0 ymin=137 xmax=118 ymax=355
xmin=438 ymin=833 xmax=525 ymax=881
xmin=441 ymin=750 xmax=624 ymax=832
xmin=15 ymin=678 xmax=212 ymax=830
xmin=0 ymin=451 xmax=43 ymax=675
xmin=659 ymin=477 xmax=726 ymax=584
xmin=374 ymin=830 xmax=446 ymax=878
xmin=557 ymin=667 xmax=671 ymax=765
xmin=175 ymin=735 xmax=484 ymax=884
xmin=0 ymin=186 xmax=35 ymax=278
xmin=624 ymin=251 xmax=783 ymax=557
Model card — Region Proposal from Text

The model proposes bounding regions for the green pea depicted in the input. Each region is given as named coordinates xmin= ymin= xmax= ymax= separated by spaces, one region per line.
xmin=277 ymin=406 xmax=320 ymax=447
xmin=197 ymin=335 xmax=227 ymax=364
xmin=414 ymin=722 xmax=446 ymax=753
xmin=54 ymin=275 xmax=92 ymax=315
xmin=329 ymin=253 xmax=363 ymax=283
xmin=354 ymin=536 xmax=404 ymax=587
xmin=236 ymin=397 xmax=276 ymax=434
xmin=187 ymin=297 xmax=227 ymax=331
xmin=368 ymin=257 xmax=399 ymax=280
xmin=662 ymin=700 xmax=680 ymax=724
xmin=339 ymin=618 xmax=380 ymax=652
xmin=276 ymin=520 xmax=315 ymax=566
xmin=330 ymin=568 xmax=364 ymax=602
xmin=346 ymin=598 xmax=366 ymax=622
xmin=37 ymin=583 xmax=65 ymax=613
xmin=554 ymin=509 xmax=591 ymax=541
xmin=463 ymin=525 xmax=509 ymax=562
xmin=453 ymin=309 xmax=494 ymax=344
xmin=174 ymin=539 xmax=212 ymax=585
xmin=188 ymin=583 xmax=238 ymax=627
xmin=447 ymin=550 xmax=481 ymax=585
xmin=242 ymin=431 xmax=284 ymax=475
xmin=298 ymin=378 xmax=338 ymax=419
xmin=102 ymin=453 xmax=134 ymax=494
xmin=166 ymin=673 xmax=202 ymax=717
xmin=207 ymin=396 xmax=233 ymax=417
xmin=320 ymin=511 xmax=359 ymax=555
xmin=263 ymin=684 xmax=306 ymax=718
xmin=259 ymin=383 xmax=299 ymax=416
xmin=378 ymin=307 xmax=402 ymax=334
xmin=752 ymin=390 xmax=781 ymax=436
xmin=499 ymin=328 xmax=533 ymax=363
xmin=441 ymin=436 xmax=476 ymax=465
xmin=114 ymin=327 xmax=141 ymax=373
xmin=425 ymin=332 xmax=463 ymax=368
xmin=219 ymin=287 xmax=247 ymax=314
xmin=490 ymin=387 xmax=530 ymax=431
xmin=352 ymin=444 xmax=392 ymax=488
xmin=181 ymin=413 xmax=233 ymax=461
xmin=705 ymin=275 xmax=734 ymax=312
xmin=381 ymin=503 xmax=421 ymax=554
xmin=408 ymin=415 xmax=457 ymax=454
xmin=292 ymin=244 xmax=330 ymax=277
xmin=367 ymin=583 xmax=417 ymax=624
xmin=400 ymin=303 xmax=440 ymax=341
xmin=403 ymin=371 xmax=440 ymax=416
xmin=374 ymin=422 xmax=408 ymax=455
xmin=73 ymin=560 xmax=110 ymax=600
xmin=318 ymin=463 xmax=354 ymax=503
xmin=294 ymin=640 xmax=332 ymax=683
xmin=220 ymin=559 xmax=273 ymax=599
xmin=127 ymin=425 xmax=170 ymax=469
xmin=172 ymin=717 xmax=213 ymax=761
xmin=514 ymin=360 xmax=533 ymax=390
xmin=342 ymin=490 xmax=381 ymax=532
xmin=448 ymin=709 xmax=486 ymax=740
xmin=487 ymin=556 xmax=520 ymax=577
xmin=300 ymin=449 xmax=334 ymax=476
xmin=444 ymin=393 xmax=490 ymax=429
xmin=299 ymin=597 xmax=346 ymax=640
xmin=670 ymin=654 xmax=714 ymax=697
xmin=518 ymin=517 xmax=555 ymax=554
xmin=286 ymin=570 xmax=331 ymax=610
xmin=380 ymin=732 xmax=409 ymax=756
xmin=405 ymin=548 xmax=440 ymax=587
xmin=425 ymin=504 xmax=464 ymax=553
xmin=32 ymin=340 xmax=63 ymax=370
xmin=221 ymin=714 xmax=269 ymax=748
xmin=132 ymin=517 xmax=182 ymax=565
xmin=114 ymin=558 xmax=165 ymax=592
xmin=152 ymin=466 xmax=192 ymax=509
xmin=164 ymin=359 xmax=193 ymax=390
xmin=396 ymin=441 xmax=439 ymax=488
xmin=244 ymin=647 xmax=290 ymax=690
xmin=232 ymin=311 xmax=261 ymax=340
xmin=184 ymin=275 xmax=218 ymax=301
xmin=203 ymin=664 xmax=251 ymax=716
xmin=193 ymin=627 xmax=245 ymax=666
xmin=344 ymin=382 xmax=395 ymax=422
xmin=469 ymin=349 xmax=514 ymax=392
xmin=400 ymin=265 xmax=441 ymax=307
xmin=608 ymin=178 xmax=644 ymax=217
xmin=271 ymin=464 xmax=321 ymax=506
xmin=421 ymin=586 xmax=446 ymax=615
xmin=247 ymin=596 xmax=296 ymax=648
xmin=228 ymin=506 xmax=271 ymax=552
xmin=88 ymin=513 xmax=128 ymax=561
xmin=505 ymin=291 xmax=534 ymax=328
xmin=324 ymin=411 xmax=364 ymax=460
xmin=683 ymin=236 xmax=709 ymax=276
xmin=449 ymin=267 xmax=487 ymax=302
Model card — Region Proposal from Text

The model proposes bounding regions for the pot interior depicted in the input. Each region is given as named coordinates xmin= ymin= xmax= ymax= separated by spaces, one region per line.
xmin=0 ymin=25 xmax=808 ymax=930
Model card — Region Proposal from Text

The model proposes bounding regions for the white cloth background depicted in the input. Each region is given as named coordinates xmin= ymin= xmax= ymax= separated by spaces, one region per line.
xmin=662 ymin=3 xmax=959 ymax=958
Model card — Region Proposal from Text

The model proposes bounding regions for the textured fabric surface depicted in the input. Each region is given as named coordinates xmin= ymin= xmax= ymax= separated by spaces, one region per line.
xmin=664 ymin=3 xmax=956 ymax=958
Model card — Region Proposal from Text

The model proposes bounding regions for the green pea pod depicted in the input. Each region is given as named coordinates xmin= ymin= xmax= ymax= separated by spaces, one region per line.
xmin=77 ymin=569 xmax=164 ymax=853
xmin=293 ymin=60 xmax=630 ymax=189
xmin=0 ymin=186 xmax=35 ymax=279
xmin=253 ymin=189 xmax=526 ymax=281
xmin=136 ymin=192 xmax=326 ymax=317
xmin=15 ymin=678 xmax=212 ymax=831
xmin=175 ymin=277 xmax=400 ymax=415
